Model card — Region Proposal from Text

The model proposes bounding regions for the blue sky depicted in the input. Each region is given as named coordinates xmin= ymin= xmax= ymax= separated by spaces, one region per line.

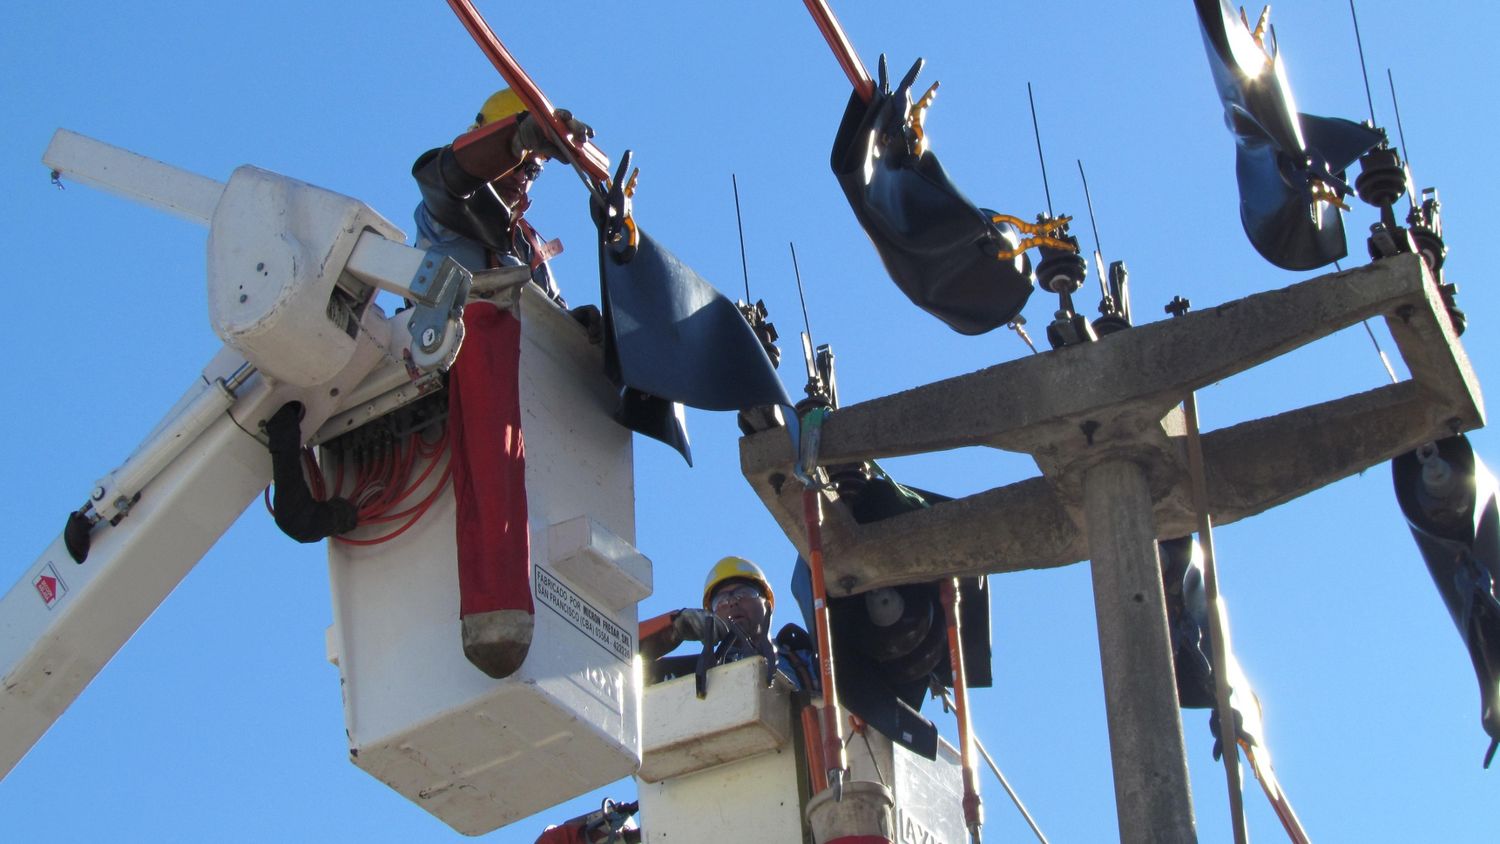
xmin=2 ymin=1 xmax=1497 ymax=840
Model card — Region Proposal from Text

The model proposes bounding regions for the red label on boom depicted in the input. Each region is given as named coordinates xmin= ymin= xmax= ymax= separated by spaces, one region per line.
xmin=34 ymin=563 xmax=67 ymax=610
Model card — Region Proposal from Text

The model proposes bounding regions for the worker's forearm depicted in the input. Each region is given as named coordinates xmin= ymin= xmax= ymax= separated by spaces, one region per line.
xmin=637 ymin=611 xmax=684 ymax=661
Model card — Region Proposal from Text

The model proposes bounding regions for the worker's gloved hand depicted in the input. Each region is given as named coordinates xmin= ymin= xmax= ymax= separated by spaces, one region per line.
xmin=774 ymin=623 xmax=814 ymax=655
xmin=511 ymin=109 xmax=593 ymax=162
xmin=1209 ymin=706 xmax=1257 ymax=761
xmin=673 ymin=608 xmax=729 ymax=643
xmin=569 ymin=304 xmax=604 ymax=345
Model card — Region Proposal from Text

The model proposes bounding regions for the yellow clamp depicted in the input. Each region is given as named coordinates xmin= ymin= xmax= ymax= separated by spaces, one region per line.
xmin=907 ymin=81 xmax=941 ymax=157
xmin=989 ymin=213 xmax=1079 ymax=259
xmin=1308 ymin=178 xmax=1351 ymax=212
xmin=1239 ymin=5 xmax=1273 ymax=55
xmin=606 ymin=168 xmax=642 ymax=251
xmin=624 ymin=168 xmax=640 ymax=248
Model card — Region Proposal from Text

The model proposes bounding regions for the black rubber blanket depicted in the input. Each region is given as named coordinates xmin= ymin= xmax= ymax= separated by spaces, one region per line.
xmin=1193 ymin=0 xmax=1383 ymax=270
xmin=830 ymin=55 xmax=1034 ymax=335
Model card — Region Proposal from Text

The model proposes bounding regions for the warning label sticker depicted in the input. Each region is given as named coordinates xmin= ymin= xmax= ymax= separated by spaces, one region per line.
xmin=535 ymin=566 xmax=631 ymax=664
xmin=34 ymin=562 xmax=68 ymax=610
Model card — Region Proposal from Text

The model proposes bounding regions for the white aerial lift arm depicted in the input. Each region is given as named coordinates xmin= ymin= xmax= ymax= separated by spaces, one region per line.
xmin=0 ymin=130 xmax=488 ymax=777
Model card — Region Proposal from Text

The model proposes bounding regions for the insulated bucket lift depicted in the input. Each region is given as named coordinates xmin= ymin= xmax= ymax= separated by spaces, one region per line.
xmin=326 ymin=281 xmax=651 ymax=834
xmin=635 ymin=656 xmax=964 ymax=843
xmin=0 ymin=131 xmax=652 ymax=837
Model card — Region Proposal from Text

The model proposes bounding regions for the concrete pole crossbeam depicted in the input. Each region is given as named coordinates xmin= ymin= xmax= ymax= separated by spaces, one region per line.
xmin=739 ymin=253 xmax=1480 ymax=841
xmin=741 ymin=254 xmax=1480 ymax=595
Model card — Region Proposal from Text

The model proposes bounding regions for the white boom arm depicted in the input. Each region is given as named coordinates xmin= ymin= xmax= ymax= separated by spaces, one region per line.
xmin=0 ymin=131 xmax=483 ymax=776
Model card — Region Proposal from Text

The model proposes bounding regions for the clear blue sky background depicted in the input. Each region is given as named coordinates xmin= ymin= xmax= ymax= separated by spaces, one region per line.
xmin=2 ymin=1 xmax=1497 ymax=840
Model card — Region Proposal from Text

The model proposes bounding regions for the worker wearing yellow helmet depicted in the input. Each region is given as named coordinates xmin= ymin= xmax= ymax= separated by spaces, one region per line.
xmin=261 ymin=90 xmax=592 ymax=560
xmin=470 ymin=88 xmax=527 ymax=131
xmin=702 ymin=555 xmax=776 ymax=634
xmin=412 ymin=90 xmax=596 ymax=681
xmin=640 ymin=557 xmax=818 ymax=693
xmin=411 ymin=87 xmax=594 ymax=306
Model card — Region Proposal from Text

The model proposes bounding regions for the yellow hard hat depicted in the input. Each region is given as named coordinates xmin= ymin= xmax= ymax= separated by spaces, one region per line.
xmin=472 ymin=88 xmax=526 ymax=129
xmin=703 ymin=556 xmax=774 ymax=611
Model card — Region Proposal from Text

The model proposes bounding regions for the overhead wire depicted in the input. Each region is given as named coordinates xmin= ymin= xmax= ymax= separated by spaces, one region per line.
xmin=938 ymin=687 xmax=1050 ymax=844
xmin=1387 ymin=68 xmax=1420 ymax=214
xmin=732 ymin=174 xmax=752 ymax=302
xmin=1347 ymin=0 xmax=1378 ymax=126
xmin=790 ymin=241 xmax=814 ymax=345
xmin=1336 ymin=259 xmax=1401 ymax=384
xmin=1026 ymin=82 xmax=1054 ymax=217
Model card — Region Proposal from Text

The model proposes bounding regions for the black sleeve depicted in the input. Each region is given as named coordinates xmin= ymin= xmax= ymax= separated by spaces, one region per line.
xmin=412 ymin=147 xmax=517 ymax=254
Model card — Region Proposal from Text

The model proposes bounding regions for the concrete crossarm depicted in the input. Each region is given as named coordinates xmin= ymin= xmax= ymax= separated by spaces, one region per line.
xmin=741 ymin=254 xmax=1483 ymax=595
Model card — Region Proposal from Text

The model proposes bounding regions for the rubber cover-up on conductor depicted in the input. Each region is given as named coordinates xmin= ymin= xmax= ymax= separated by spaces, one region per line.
xmin=792 ymin=472 xmax=992 ymax=759
xmin=1159 ymin=535 xmax=1218 ymax=709
xmin=1194 ymin=0 xmax=1383 ymax=270
xmin=830 ymin=56 xmax=1033 ymax=335
xmin=1392 ymin=435 xmax=1500 ymax=765
xmin=597 ymin=167 xmax=792 ymax=465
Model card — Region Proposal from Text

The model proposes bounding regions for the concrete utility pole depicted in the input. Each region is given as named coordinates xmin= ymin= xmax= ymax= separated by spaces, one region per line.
xmin=740 ymin=254 xmax=1481 ymax=842
xmin=1085 ymin=458 xmax=1197 ymax=839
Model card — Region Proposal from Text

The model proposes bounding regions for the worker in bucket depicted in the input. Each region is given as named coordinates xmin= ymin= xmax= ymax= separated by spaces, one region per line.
xmin=411 ymin=88 xmax=591 ymax=306
xmin=409 ymin=89 xmax=595 ymax=679
xmin=639 ymin=556 xmax=819 ymax=693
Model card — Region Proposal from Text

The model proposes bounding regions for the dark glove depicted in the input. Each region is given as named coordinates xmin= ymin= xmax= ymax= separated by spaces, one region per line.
xmin=673 ymin=608 xmax=729 ymax=643
xmin=511 ymin=109 xmax=593 ymax=162
xmin=775 ymin=623 xmax=814 ymax=654
xmin=1209 ymin=706 xmax=1256 ymax=761
xmin=569 ymin=305 xmax=603 ymax=345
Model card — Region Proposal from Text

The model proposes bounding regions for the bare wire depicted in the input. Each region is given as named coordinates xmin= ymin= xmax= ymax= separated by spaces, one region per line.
xmin=790 ymin=242 xmax=813 ymax=344
xmin=1348 ymin=0 xmax=1377 ymax=125
xmin=1363 ymin=320 xmax=1400 ymax=384
xmin=732 ymin=174 xmax=751 ymax=302
xmin=939 ymin=688 xmax=1050 ymax=844
xmin=1386 ymin=68 xmax=1420 ymax=212
xmin=1077 ymin=160 xmax=1103 ymax=258
xmin=1387 ymin=69 xmax=1412 ymax=163
xmin=1077 ymin=159 xmax=1109 ymax=299
xmin=1027 ymin=82 xmax=1054 ymax=217
xmin=1336 ymin=260 xmax=1401 ymax=384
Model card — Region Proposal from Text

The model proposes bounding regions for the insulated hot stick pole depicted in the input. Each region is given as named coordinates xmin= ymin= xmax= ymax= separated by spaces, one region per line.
xmin=1181 ymin=390 xmax=1250 ymax=844
xmin=940 ymin=579 xmax=983 ymax=844
xmin=802 ymin=0 xmax=876 ymax=103
xmin=784 ymin=650 xmax=831 ymax=794
xmin=800 ymin=706 xmax=830 ymax=794
xmin=1185 ymin=394 xmax=1309 ymax=843
xmin=1252 ymin=758 xmax=1310 ymax=844
xmin=803 ymin=488 xmax=848 ymax=791
xmin=444 ymin=0 xmax=612 ymax=184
